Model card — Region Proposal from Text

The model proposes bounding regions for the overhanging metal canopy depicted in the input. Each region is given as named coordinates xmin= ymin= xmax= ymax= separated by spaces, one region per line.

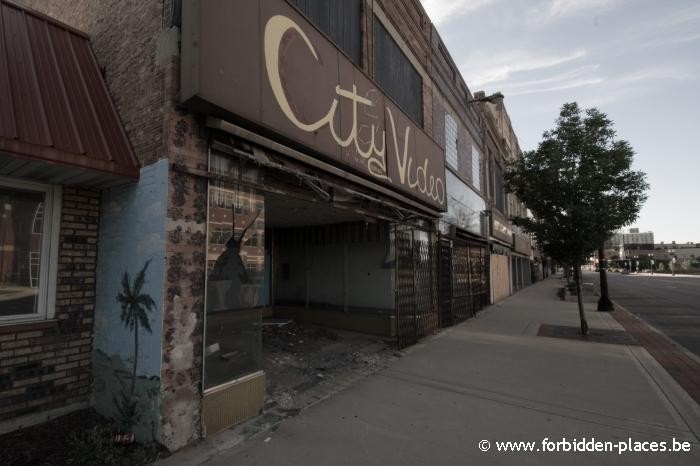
xmin=0 ymin=0 xmax=139 ymax=187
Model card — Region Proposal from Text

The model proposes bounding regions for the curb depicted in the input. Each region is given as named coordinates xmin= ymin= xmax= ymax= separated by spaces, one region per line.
xmin=610 ymin=300 xmax=700 ymax=440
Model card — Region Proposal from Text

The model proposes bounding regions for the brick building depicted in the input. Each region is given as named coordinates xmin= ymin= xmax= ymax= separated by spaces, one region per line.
xmin=2 ymin=0 xmax=529 ymax=451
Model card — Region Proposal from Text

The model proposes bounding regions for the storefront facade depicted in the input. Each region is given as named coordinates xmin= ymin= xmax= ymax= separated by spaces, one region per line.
xmin=4 ymin=0 xmax=527 ymax=451
xmin=178 ymin=0 xmax=450 ymax=434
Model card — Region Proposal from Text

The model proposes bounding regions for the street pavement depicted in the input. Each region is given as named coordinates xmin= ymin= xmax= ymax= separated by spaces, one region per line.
xmin=162 ymin=277 xmax=700 ymax=466
xmin=586 ymin=271 xmax=700 ymax=359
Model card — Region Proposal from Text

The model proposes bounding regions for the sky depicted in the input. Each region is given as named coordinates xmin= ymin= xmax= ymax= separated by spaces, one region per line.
xmin=421 ymin=0 xmax=700 ymax=243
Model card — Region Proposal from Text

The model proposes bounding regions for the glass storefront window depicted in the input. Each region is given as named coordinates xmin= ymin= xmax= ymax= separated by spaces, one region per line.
xmin=445 ymin=170 xmax=486 ymax=236
xmin=0 ymin=178 xmax=59 ymax=323
xmin=204 ymin=153 xmax=266 ymax=390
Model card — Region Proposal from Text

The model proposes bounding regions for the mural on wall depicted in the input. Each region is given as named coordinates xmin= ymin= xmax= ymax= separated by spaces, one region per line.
xmin=114 ymin=259 xmax=157 ymax=431
xmin=93 ymin=160 xmax=168 ymax=442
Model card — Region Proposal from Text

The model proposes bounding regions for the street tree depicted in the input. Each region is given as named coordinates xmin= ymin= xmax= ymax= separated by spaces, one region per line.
xmin=505 ymin=102 xmax=648 ymax=334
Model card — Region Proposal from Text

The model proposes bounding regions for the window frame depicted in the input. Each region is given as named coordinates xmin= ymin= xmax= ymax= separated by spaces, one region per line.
xmin=0 ymin=176 xmax=61 ymax=325
xmin=471 ymin=145 xmax=482 ymax=192
xmin=372 ymin=15 xmax=424 ymax=125
xmin=444 ymin=112 xmax=458 ymax=170
xmin=287 ymin=0 xmax=363 ymax=66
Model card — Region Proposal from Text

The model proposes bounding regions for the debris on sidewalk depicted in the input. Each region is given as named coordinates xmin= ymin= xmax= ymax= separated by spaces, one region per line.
xmin=262 ymin=320 xmax=393 ymax=412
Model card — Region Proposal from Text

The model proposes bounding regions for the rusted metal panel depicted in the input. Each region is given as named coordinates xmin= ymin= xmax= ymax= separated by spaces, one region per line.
xmin=181 ymin=0 xmax=446 ymax=211
xmin=0 ymin=0 xmax=139 ymax=184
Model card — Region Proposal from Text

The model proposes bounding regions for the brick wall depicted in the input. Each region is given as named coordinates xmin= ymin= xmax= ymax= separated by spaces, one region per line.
xmin=21 ymin=0 xmax=170 ymax=167
xmin=0 ymin=187 xmax=99 ymax=424
xmin=159 ymin=56 xmax=207 ymax=450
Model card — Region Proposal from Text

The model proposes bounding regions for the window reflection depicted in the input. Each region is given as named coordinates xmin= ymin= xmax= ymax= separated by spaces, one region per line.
xmin=445 ymin=171 xmax=485 ymax=236
xmin=204 ymin=179 xmax=265 ymax=389
xmin=0 ymin=187 xmax=44 ymax=317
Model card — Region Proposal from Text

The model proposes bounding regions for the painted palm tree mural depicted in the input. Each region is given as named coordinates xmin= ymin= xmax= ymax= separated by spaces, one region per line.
xmin=115 ymin=260 xmax=157 ymax=429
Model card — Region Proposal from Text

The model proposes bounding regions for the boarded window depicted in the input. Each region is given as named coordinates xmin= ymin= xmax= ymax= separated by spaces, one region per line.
xmin=471 ymin=145 xmax=481 ymax=192
xmin=290 ymin=0 xmax=362 ymax=65
xmin=494 ymin=163 xmax=505 ymax=213
xmin=373 ymin=16 xmax=423 ymax=125
xmin=445 ymin=113 xmax=458 ymax=169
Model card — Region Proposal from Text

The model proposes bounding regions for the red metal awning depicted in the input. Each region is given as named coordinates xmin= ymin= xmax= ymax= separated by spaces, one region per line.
xmin=0 ymin=0 xmax=139 ymax=187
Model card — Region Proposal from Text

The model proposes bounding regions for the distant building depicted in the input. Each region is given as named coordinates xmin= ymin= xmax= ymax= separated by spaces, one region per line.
xmin=604 ymin=229 xmax=655 ymax=256
xmin=656 ymin=241 xmax=699 ymax=250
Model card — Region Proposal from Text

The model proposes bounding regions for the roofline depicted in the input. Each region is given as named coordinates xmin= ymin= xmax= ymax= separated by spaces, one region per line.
xmin=1 ymin=0 xmax=90 ymax=39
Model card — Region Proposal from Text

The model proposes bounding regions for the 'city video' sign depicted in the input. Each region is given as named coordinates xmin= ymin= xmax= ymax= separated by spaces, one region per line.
xmin=181 ymin=0 xmax=446 ymax=210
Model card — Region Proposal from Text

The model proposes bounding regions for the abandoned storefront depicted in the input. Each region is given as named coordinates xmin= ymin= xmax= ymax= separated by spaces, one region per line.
xmin=438 ymin=171 xmax=490 ymax=328
xmin=178 ymin=0 xmax=449 ymax=436
xmin=2 ymin=0 xmax=505 ymax=451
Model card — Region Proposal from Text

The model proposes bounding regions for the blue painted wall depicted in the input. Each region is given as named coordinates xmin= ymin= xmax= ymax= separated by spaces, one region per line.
xmin=92 ymin=160 xmax=168 ymax=442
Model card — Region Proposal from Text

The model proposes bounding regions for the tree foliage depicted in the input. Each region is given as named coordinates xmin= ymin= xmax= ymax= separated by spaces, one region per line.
xmin=505 ymin=102 xmax=648 ymax=333
xmin=505 ymin=102 xmax=648 ymax=266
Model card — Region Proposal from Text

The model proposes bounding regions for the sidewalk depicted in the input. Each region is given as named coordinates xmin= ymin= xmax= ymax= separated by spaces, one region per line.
xmin=162 ymin=278 xmax=700 ymax=465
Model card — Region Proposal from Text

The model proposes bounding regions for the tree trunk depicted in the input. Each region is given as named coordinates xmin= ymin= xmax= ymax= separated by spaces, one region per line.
xmin=597 ymin=247 xmax=614 ymax=312
xmin=130 ymin=324 xmax=139 ymax=398
xmin=574 ymin=264 xmax=589 ymax=335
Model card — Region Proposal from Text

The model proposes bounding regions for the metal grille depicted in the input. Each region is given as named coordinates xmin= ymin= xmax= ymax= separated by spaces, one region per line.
xmin=470 ymin=245 xmax=489 ymax=311
xmin=452 ymin=242 xmax=472 ymax=323
xmin=394 ymin=225 xmax=438 ymax=349
xmin=437 ymin=238 xmax=452 ymax=328
xmin=436 ymin=238 xmax=490 ymax=327
xmin=415 ymin=237 xmax=438 ymax=338
xmin=395 ymin=226 xmax=417 ymax=349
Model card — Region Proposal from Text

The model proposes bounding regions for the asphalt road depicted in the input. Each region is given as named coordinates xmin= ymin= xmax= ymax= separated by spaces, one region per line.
xmin=584 ymin=271 xmax=700 ymax=359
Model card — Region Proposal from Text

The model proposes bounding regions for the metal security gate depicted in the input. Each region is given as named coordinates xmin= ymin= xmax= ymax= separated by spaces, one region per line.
xmin=452 ymin=242 xmax=472 ymax=323
xmin=470 ymin=245 xmax=489 ymax=311
xmin=395 ymin=225 xmax=439 ymax=349
xmin=436 ymin=237 xmax=490 ymax=328
xmin=437 ymin=238 xmax=452 ymax=328
xmin=395 ymin=226 xmax=417 ymax=349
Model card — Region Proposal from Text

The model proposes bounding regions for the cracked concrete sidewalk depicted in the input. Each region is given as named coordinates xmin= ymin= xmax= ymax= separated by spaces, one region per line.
xmin=159 ymin=277 xmax=700 ymax=465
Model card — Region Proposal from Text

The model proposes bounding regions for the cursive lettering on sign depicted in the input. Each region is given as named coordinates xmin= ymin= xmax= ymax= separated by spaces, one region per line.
xmin=264 ymin=15 xmax=445 ymax=206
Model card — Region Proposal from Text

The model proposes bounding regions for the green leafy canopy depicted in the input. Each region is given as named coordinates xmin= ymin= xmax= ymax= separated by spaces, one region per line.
xmin=505 ymin=102 xmax=649 ymax=266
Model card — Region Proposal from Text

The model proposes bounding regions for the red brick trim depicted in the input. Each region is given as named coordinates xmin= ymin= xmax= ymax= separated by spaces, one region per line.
xmin=0 ymin=320 xmax=58 ymax=336
xmin=611 ymin=304 xmax=700 ymax=404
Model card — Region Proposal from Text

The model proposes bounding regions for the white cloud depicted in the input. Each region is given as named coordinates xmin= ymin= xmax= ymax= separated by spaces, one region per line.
xmin=546 ymin=0 xmax=626 ymax=18
xmin=420 ymin=0 xmax=496 ymax=25
xmin=502 ymin=65 xmax=599 ymax=90
xmin=510 ymin=78 xmax=604 ymax=96
xmin=464 ymin=48 xmax=587 ymax=87
xmin=502 ymin=65 xmax=604 ymax=96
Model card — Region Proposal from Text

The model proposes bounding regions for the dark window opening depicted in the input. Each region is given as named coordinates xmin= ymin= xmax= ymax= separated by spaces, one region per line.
xmin=289 ymin=0 xmax=362 ymax=65
xmin=373 ymin=16 xmax=423 ymax=125
xmin=494 ymin=164 xmax=505 ymax=213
